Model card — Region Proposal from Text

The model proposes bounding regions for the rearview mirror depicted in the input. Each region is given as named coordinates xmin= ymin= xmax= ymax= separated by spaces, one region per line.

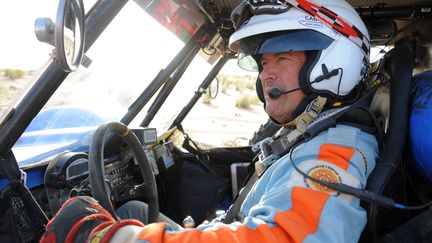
xmin=55 ymin=0 xmax=85 ymax=72
xmin=207 ymin=78 xmax=219 ymax=99
xmin=34 ymin=0 xmax=85 ymax=72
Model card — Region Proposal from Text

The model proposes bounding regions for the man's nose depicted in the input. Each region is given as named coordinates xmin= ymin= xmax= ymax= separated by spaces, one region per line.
xmin=259 ymin=64 xmax=277 ymax=82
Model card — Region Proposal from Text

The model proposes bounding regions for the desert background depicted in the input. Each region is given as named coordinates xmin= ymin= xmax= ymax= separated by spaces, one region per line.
xmin=0 ymin=69 xmax=269 ymax=148
xmin=0 ymin=1 xmax=270 ymax=151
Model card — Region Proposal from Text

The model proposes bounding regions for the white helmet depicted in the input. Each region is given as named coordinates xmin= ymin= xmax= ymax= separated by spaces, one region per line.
xmin=229 ymin=0 xmax=370 ymax=100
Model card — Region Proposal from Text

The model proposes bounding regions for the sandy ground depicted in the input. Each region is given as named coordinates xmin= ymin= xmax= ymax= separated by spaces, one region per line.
xmin=0 ymin=76 xmax=31 ymax=113
xmin=182 ymin=89 xmax=269 ymax=147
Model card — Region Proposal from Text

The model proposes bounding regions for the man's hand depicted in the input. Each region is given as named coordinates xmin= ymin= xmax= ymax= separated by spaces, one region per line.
xmin=40 ymin=196 xmax=144 ymax=242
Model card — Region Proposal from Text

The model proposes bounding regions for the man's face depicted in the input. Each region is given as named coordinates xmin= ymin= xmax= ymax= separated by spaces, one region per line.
xmin=259 ymin=51 xmax=307 ymax=124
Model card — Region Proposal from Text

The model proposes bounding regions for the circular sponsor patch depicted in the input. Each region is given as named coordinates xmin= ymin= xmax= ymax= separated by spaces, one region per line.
xmin=304 ymin=165 xmax=341 ymax=194
xmin=298 ymin=16 xmax=326 ymax=28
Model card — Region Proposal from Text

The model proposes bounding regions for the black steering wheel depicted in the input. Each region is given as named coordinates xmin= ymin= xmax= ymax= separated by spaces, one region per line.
xmin=88 ymin=121 xmax=159 ymax=223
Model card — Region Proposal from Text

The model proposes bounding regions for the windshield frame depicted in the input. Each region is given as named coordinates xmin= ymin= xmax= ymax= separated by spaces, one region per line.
xmin=2 ymin=0 xmax=225 ymax=170
xmin=0 ymin=0 xmax=129 ymax=159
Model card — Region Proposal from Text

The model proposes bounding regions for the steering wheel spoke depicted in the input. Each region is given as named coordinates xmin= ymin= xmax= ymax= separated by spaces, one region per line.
xmin=139 ymin=182 xmax=158 ymax=198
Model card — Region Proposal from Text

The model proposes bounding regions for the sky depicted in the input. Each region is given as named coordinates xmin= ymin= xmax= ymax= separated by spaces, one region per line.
xmin=0 ymin=0 xmax=253 ymax=76
xmin=0 ymin=0 xmax=59 ymax=69
xmin=0 ymin=0 xmax=249 ymax=107
xmin=0 ymin=0 xmax=187 ymax=70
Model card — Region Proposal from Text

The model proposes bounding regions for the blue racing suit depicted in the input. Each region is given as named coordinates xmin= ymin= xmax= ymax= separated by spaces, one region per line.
xmin=41 ymin=124 xmax=379 ymax=243
xmin=236 ymin=124 xmax=378 ymax=242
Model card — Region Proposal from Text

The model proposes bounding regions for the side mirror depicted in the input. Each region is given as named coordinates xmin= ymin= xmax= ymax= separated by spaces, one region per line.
xmin=34 ymin=0 xmax=85 ymax=72
xmin=207 ymin=78 xmax=219 ymax=99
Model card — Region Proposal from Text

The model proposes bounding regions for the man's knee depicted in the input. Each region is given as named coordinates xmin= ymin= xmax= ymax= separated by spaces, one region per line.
xmin=116 ymin=200 xmax=149 ymax=224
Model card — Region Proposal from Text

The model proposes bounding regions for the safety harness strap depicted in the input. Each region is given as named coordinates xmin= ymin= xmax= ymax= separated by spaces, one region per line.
xmin=272 ymin=96 xmax=327 ymax=156
xmin=225 ymin=96 xmax=327 ymax=223
xmin=223 ymin=171 xmax=258 ymax=223
xmin=225 ymin=91 xmax=383 ymax=223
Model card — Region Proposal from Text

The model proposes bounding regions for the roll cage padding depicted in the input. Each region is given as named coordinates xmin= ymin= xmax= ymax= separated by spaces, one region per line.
xmin=361 ymin=46 xmax=413 ymax=242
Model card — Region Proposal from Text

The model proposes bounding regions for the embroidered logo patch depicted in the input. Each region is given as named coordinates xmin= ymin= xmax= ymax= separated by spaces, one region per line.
xmin=304 ymin=165 xmax=341 ymax=194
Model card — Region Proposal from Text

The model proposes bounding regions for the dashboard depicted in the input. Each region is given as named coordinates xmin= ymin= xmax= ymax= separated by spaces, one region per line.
xmin=43 ymin=141 xmax=176 ymax=216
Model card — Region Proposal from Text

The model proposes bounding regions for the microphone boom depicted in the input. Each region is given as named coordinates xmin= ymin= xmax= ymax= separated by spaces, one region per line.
xmin=267 ymin=67 xmax=340 ymax=100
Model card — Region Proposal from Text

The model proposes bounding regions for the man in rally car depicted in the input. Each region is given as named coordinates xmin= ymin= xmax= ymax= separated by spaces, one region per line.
xmin=41 ymin=0 xmax=379 ymax=242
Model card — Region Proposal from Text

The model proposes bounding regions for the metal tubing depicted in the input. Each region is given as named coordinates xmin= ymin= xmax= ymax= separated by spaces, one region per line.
xmin=120 ymin=26 xmax=208 ymax=125
xmin=168 ymin=55 xmax=232 ymax=129
xmin=357 ymin=6 xmax=431 ymax=19
xmin=84 ymin=0 xmax=129 ymax=52
xmin=0 ymin=0 xmax=129 ymax=154
xmin=140 ymin=44 xmax=201 ymax=127
xmin=0 ymin=62 xmax=68 ymax=153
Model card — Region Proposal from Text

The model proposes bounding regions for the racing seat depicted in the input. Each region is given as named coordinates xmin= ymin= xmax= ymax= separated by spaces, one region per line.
xmin=378 ymin=71 xmax=432 ymax=242
xmin=360 ymin=46 xmax=414 ymax=242
xmin=0 ymin=153 xmax=48 ymax=243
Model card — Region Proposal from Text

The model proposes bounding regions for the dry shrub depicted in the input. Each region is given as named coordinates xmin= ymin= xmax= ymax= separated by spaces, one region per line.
xmin=4 ymin=69 xmax=26 ymax=80
xmin=235 ymin=94 xmax=259 ymax=109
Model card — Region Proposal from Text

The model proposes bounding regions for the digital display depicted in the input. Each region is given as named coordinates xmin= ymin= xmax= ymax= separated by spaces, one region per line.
xmin=144 ymin=129 xmax=157 ymax=144
xmin=66 ymin=158 xmax=89 ymax=179
xmin=131 ymin=127 xmax=157 ymax=145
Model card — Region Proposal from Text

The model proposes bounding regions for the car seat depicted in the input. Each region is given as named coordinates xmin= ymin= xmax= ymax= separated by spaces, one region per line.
xmin=360 ymin=46 xmax=414 ymax=242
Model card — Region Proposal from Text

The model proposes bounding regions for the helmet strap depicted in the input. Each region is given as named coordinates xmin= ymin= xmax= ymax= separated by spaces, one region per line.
xmin=299 ymin=51 xmax=320 ymax=95
xmin=254 ymin=96 xmax=327 ymax=175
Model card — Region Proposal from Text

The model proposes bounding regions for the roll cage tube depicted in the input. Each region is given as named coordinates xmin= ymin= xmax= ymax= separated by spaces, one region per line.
xmin=168 ymin=54 xmax=233 ymax=129
xmin=357 ymin=6 xmax=432 ymax=19
xmin=140 ymin=44 xmax=201 ymax=127
xmin=0 ymin=0 xmax=128 ymax=158
xmin=120 ymin=26 xmax=209 ymax=126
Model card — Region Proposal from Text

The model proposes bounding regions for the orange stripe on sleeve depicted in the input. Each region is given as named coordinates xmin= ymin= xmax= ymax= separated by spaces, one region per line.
xmin=275 ymin=187 xmax=330 ymax=243
xmin=138 ymin=223 xmax=166 ymax=243
xmin=160 ymin=223 xmax=289 ymax=243
xmin=137 ymin=188 xmax=329 ymax=243
xmin=318 ymin=144 xmax=355 ymax=170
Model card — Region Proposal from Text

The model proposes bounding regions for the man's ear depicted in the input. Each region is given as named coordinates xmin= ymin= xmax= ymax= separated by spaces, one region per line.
xmin=256 ymin=77 xmax=265 ymax=102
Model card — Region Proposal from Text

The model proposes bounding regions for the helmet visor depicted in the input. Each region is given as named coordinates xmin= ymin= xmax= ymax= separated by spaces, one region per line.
xmin=237 ymin=30 xmax=334 ymax=71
